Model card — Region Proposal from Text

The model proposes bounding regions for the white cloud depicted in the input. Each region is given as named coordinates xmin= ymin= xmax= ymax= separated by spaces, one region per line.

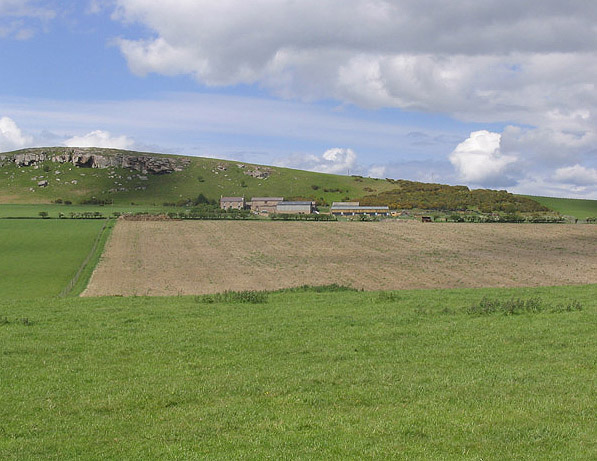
xmin=64 ymin=130 xmax=134 ymax=149
xmin=554 ymin=164 xmax=597 ymax=186
xmin=367 ymin=165 xmax=386 ymax=178
xmin=0 ymin=116 xmax=32 ymax=151
xmin=449 ymin=131 xmax=518 ymax=186
xmin=108 ymin=1 xmax=597 ymax=196
xmin=276 ymin=148 xmax=357 ymax=175
xmin=0 ymin=0 xmax=55 ymax=39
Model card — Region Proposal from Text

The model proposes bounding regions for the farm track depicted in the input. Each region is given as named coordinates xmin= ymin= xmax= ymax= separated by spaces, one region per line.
xmin=82 ymin=220 xmax=597 ymax=296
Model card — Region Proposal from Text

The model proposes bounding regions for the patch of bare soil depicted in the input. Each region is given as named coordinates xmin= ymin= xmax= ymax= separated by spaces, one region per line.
xmin=82 ymin=220 xmax=597 ymax=296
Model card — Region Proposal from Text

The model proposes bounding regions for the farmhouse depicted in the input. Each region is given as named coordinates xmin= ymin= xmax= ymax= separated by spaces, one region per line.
xmin=250 ymin=197 xmax=284 ymax=214
xmin=331 ymin=201 xmax=390 ymax=216
xmin=276 ymin=201 xmax=315 ymax=214
xmin=220 ymin=196 xmax=246 ymax=210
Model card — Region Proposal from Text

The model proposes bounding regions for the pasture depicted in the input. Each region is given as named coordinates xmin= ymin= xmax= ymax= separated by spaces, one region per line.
xmin=1 ymin=285 xmax=596 ymax=459
xmin=84 ymin=220 xmax=597 ymax=296
xmin=526 ymin=195 xmax=597 ymax=220
xmin=0 ymin=219 xmax=107 ymax=299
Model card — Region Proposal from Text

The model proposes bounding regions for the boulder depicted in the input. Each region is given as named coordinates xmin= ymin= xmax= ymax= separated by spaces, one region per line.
xmin=37 ymin=180 xmax=48 ymax=187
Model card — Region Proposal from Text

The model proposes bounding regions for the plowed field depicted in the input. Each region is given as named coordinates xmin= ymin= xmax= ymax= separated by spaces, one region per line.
xmin=83 ymin=220 xmax=597 ymax=296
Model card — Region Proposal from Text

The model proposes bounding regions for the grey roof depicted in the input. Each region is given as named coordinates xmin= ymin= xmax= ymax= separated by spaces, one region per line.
xmin=278 ymin=201 xmax=313 ymax=206
xmin=220 ymin=197 xmax=244 ymax=201
xmin=251 ymin=197 xmax=284 ymax=201
xmin=331 ymin=205 xmax=389 ymax=210
xmin=332 ymin=201 xmax=360 ymax=207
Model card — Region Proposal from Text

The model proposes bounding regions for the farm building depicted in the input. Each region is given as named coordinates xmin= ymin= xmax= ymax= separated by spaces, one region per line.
xmin=250 ymin=197 xmax=284 ymax=214
xmin=331 ymin=202 xmax=390 ymax=216
xmin=220 ymin=196 xmax=246 ymax=210
xmin=276 ymin=201 xmax=315 ymax=214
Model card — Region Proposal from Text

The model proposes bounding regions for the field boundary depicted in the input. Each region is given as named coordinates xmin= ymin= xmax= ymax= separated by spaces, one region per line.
xmin=59 ymin=218 xmax=115 ymax=297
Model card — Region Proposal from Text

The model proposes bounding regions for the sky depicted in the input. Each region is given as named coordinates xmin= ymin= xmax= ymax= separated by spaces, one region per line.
xmin=1 ymin=1 xmax=597 ymax=198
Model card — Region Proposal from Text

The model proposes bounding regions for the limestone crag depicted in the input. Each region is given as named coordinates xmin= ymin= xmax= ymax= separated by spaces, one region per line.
xmin=9 ymin=148 xmax=189 ymax=174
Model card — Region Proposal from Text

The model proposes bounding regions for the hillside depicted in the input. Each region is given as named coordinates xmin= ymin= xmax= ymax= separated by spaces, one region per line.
xmin=0 ymin=146 xmax=582 ymax=216
xmin=0 ymin=147 xmax=396 ymax=207
xmin=524 ymin=195 xmax=597 ymax=220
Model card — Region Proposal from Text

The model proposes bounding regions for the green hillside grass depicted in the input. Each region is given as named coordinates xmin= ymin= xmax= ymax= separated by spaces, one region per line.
xmin=0 ymin=148 xmax=395 ymax=207
xmin=525 ymin=195 xmax=597 ymax=220
xmin=2 ymin=147 xmax=596 ymax=217
xmin=1 ymin=285 xmax=596 ymax=459
xmin=0 ymin=219 xmax=107 ymax=299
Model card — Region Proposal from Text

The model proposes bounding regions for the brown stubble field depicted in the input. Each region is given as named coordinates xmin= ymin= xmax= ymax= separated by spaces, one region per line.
xmin=82 ymin=220 xmax=597 ymax=296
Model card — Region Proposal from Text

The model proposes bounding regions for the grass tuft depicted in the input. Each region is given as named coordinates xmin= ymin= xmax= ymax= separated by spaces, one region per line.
xmin=467 ymin=296 xmax=583 ymax=315
xmin=195 ymin=290 xmax=269 ymax=304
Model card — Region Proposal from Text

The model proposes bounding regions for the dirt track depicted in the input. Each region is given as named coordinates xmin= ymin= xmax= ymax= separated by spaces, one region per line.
xmin=82 ymin=220 xmax=597 ymax=296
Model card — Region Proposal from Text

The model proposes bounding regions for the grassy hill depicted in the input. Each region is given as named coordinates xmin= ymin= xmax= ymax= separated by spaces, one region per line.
xmin=524 ymin=195 xmax=597 ymax=220
xmin=0 ymin=147 xmax=396 ymax=207
xmin=1 ymin=147 xmax=594 ymax=218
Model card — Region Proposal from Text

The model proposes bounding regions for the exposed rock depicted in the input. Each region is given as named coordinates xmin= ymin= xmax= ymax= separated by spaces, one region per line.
xmin=15 ymin=152 xmax=47 ymax=166
xmin=5 ymin=148 xmax=190 ymax=175
xmin=37 ymin=180 xmax=48 ymax=187
xmin=244 ymin=166 xmax=272 ymax=179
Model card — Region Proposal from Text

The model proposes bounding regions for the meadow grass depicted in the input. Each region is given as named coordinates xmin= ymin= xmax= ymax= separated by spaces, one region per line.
xmin=526 ymin=195 xmax=597 ymax=220
xmin=1 ymin=284 xmax=596 ymax=459
xmin=0 ymin=219 xmax=106 ymax=299
xmin=0 ymin=203 xmax=168 ymax=218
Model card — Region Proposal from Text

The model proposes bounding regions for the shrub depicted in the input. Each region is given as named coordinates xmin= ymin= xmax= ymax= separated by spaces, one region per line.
xmin=195 ymin=290 xmax=269 ymax=304
xmin=467 ymin=297 xmax=583 ymax=315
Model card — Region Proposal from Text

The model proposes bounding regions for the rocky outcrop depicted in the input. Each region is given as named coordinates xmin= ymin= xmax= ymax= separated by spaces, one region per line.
xmin=15 ymin=152 xmax=48 ymax=166
xmin=243 ymin=166 xmax=272 ymax=179
xmin=8 ymin=148 xmax=190 ymax=174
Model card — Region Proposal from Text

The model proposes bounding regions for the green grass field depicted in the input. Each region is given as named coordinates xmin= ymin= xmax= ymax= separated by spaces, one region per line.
xmin=1 ymin=285 xmax=596 ymax=459
xmin=0 ymin=219 xmax=107 ymax=299
xmin=526 ymin=195 xmax=597 ymax=220
xmin=0 ymin=204 xmax=169 ymax=218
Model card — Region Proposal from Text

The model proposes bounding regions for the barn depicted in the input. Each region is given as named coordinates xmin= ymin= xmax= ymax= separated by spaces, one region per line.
xmin=250 ymin=197 xmax=284 ymax=214
xmin=276 ymin=201 xmax=315 ymax=214
xmin=220 ymin=196 xmax=246 ymax=210
xmin=331 ymin=202 xmax=390 ymax=216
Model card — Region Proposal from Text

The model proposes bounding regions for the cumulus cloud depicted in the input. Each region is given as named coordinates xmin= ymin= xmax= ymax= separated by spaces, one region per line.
xmin=0 ymin=116 xmax=32 ymax=151
xmin=367 ymin=165 xmax=387 ymax=178
xmin=554 ymin=165 xmax=597 ymax=186
xmin=107 ymin=0 xmax=597 ymax=196
xmin=277 ymin=148 xmax=357 ymax=175
xmin=64 ymin=130 xmax=134 ymax=149
xmin=449 ymin=131 xmax=518 ymax=187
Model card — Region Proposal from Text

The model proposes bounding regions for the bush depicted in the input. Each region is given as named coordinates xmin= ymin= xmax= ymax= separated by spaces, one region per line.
xmin=467 ymin=296 xmax=583 ymax=315
xmin=195 ymin=290 xmax=268 ymax=304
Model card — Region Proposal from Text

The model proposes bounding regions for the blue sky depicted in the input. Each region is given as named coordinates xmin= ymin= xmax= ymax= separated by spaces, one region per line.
xmin=1 ymin=0 xmax=597 ymax=198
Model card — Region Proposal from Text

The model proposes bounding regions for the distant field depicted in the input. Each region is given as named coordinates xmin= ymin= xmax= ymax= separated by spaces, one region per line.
xmin=526 ymin=195 xmax=597 ymax=219
xmin=0 ymin=203 xmax=169 ymax=218
xmin=84 ymin=220 xmax=597 ymax=297
xmin=1 ymin=285 xmax=596 ymax=459
xmin=0 ymin=219 xmax=106 ymax=299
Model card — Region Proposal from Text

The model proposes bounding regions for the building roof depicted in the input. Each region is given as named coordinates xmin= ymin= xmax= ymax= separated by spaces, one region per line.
xmin=278 ymin=201 xmax=313 ymax=206
xmin=220 ymin=196 xmax=245 ymax=202
xmin=331 ymin=205 xmax=389 ymax=210
xmin=251 ymin=197 xmax=284 ymax=201
xmin=332 ymin=201 xmax=360 ymax=207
